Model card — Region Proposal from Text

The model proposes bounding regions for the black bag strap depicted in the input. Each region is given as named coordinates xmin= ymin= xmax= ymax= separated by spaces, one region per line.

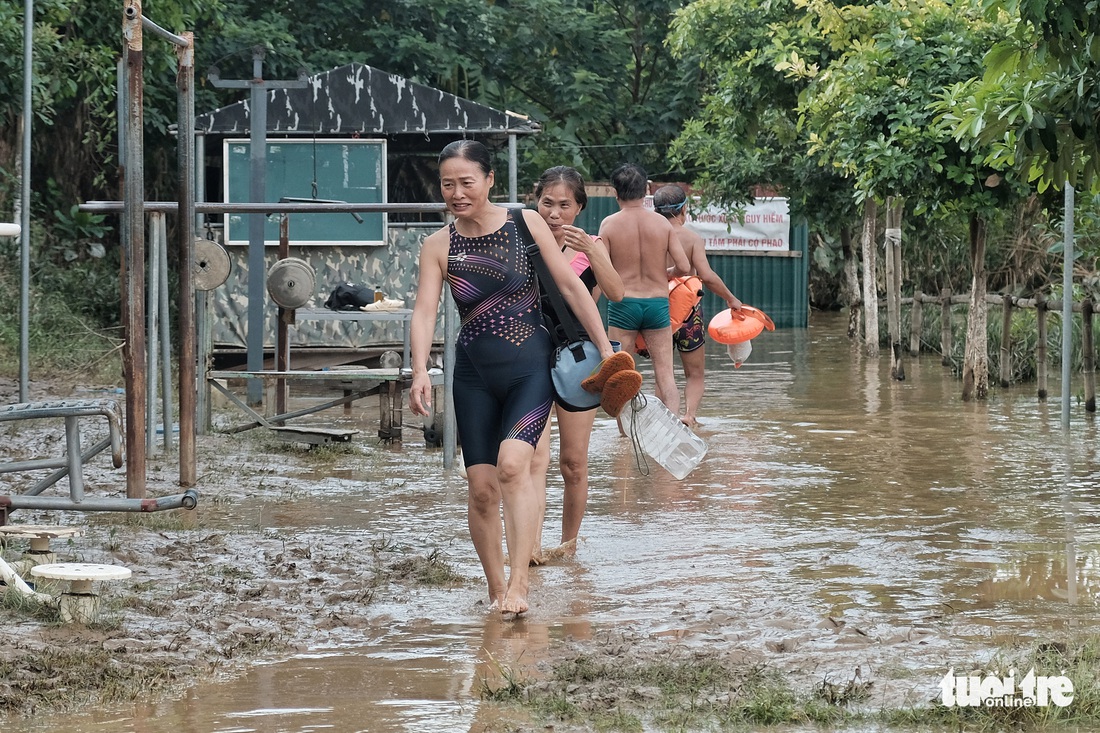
xmin=511 ymin=209 xmax=587 ymax=359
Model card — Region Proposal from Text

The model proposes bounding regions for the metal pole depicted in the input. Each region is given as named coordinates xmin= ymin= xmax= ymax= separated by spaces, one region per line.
xmin=194 ymin=133 xmax=211 ymax=436
xmin=508 ymin=133 xmax=517 ymax=203
xmin=82 ymin=201 xmax=450 ymax=215
xmin=177 ymin=32 xmax=196 ymax=482
xmin=122 ymin=0 xmax=147 ymax=498
xmin=158 ymin=213 xmax=172 ymax=450
xmin=246 ymin=46 xmax=267 ymax=406
xmin=146 ymin=213 xmax=160 ymax=452
xmin=443 ymin=286 xmax=458 ymax=470
xmin=140 ymin=15 xmax=188 ymax=46
xmin=1062 ymin=182 xmax=1075 ymax=429
xmin=18 ymin=0 xmax=33 ymax=402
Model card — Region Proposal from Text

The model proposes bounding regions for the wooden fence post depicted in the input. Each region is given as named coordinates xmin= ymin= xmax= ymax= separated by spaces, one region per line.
xmin=999 ymin=295 xmax=1013 ymax=388
xmin=1036 ymin=293 xmax=1048 ymax=400
xmin=861 ymin=199 xmax=879 ymax=357
xmin=910 ymin=290 xmax=923 ymax=356
xmin=1084 ymin=298 xmax=1095 ymax=412
xmin=940 ymin=287 xmax=953 ymax=367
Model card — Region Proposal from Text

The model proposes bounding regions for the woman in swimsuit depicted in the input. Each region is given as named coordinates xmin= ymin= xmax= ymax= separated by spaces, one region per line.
xmin=409 ymin=142 xmax=615 ymax=616
xmin=529 ymin=166 xmax=624 ymax=560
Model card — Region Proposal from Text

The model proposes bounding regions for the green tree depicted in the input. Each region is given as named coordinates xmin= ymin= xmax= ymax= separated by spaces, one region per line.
xmin=937 ymin=0 xmax=1100 ymax=192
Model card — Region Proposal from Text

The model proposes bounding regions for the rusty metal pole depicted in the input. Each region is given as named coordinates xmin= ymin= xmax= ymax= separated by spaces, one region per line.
xmin=177 ymin=31 xmax=197 ymax=486
xmin=122 ymin=0 xmax=146 ymax=498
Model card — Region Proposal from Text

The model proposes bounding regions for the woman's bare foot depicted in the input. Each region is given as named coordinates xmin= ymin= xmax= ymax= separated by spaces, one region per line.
xmin=500 ymin=592 xmax=528 ymax=617
xmin=680 ymin=415 xmax=698 ymax=428
xmin=500 ymin=577 xmax=529 ymax=616
xmin=546 ymin=538 xmax=577 ymax=561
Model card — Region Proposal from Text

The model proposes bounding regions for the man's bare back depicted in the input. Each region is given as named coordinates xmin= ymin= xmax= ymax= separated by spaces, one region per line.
xmin=599 ymin=163 xmax=690 ymax=419
xmin=600 ymin=200 xmax=689 ymax=297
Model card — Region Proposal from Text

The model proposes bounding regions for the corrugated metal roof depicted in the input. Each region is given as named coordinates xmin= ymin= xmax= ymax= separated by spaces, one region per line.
xmin=196 ymin=62 xmax=541 ymax=137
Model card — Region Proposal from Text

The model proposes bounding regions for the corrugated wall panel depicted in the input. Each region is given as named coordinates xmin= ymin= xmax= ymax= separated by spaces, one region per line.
xmin=575 ymin=197 xmax=620 ymax=235
xmin=702 ymin=221 xmax=809 ymax=329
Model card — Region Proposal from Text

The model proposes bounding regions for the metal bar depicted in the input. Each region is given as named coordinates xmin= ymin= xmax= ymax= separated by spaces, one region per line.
xmin=208 ymin=380 xmax=272 ymax=428
xmin=123 ymin=0 xmax=147 ymax=498
xmin=146 ymin=212 xmax=160 ymax=452
xmin=81 ymin=201 xmax=450 ymax=214
xmin=158 ymin=211 xmax=172 ymax=450
xmin=20 ymin=438 xmax=113 ymax=496
xmin=0 ymin=456 xmax=79 ymax=473
xmin=1063 ymin=183 xmax=1075 ymax=429
xmin=246 ymin=47 xmax=267 ymax=406
xmin=63 ymin=416 xmax=85 ymax=501
xmin=178 ymin=31 xmax=195 ymax=481
xmin=140 ymin=15 xmax=188 ymax=46
xmin=508 ymin=133 xmax=517 ymax=203
xmin=221 ymin=389 xmax=374 ymax=434
xmin=443 ymin=285 xmax=458 ymax=470
xmin=18 ymin=0 xmax=32 ymax=402
xmin=195 ymin=132 xmax=210 ymax=438
xmin=0 ymin=489 xmax=200 ymax=513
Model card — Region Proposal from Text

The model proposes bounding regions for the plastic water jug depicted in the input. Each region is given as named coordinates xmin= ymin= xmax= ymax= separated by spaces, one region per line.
xmin=727 ymin=340 xmax=752 ymax=368
xmin=621 ymin=393 xmax=708 ymax=480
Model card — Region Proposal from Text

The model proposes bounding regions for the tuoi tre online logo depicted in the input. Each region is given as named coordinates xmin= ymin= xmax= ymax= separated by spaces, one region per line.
xmin=940 ymin=667 xmax=1074 ymax=708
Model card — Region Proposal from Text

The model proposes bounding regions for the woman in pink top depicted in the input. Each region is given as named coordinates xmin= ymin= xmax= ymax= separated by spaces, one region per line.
xmin=530 ymin=166 xmax=624 ymax=559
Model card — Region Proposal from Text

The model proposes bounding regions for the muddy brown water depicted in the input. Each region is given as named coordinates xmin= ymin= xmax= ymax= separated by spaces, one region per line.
xmin=9 ymin=311 xmax=1100 ymax=732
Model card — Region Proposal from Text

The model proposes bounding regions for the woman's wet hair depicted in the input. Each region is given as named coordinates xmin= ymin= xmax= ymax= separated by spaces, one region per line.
xmin=653 ymin=185 xmax=688 ymax=217
xmin=535 ymin=166 xmax=588 ymax=211
xmin=438 ymin=140 xmax=493 ymax=176
xmin=610 ymin=163 xmax=648 ymax=201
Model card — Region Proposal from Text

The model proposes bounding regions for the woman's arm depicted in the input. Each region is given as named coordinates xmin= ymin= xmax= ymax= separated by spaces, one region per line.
xmin=409 ymin=229 xmax=448 ymax=416
xmin=523 ymin=210 xmax=615 ymax=359
xmin=692 ymin=245 xmax=741 ymax=310
xmin=562 ymin=225 xmax=624 ymax=302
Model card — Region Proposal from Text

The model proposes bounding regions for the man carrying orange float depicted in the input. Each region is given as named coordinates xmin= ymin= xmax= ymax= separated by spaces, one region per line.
xmin=652 ymin=185 xmax=743 ymax=428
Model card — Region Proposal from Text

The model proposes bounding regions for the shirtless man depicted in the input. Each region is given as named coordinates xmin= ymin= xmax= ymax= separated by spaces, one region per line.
xmin=599 ymin=164 xmax=690 ymax=416
xmin=653 ymin=185 xmax=742 ymax=427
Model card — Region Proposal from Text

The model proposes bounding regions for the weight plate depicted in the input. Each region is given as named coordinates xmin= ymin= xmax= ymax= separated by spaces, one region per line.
xmin=266 ymin=256 xmax=316 ymax=309
xmin=193 ymin=238 xmax=231 ymax=291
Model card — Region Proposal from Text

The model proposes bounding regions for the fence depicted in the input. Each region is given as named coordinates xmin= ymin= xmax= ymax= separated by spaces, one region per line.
xmin=898 ymin=290 xmax=1097 ymax=410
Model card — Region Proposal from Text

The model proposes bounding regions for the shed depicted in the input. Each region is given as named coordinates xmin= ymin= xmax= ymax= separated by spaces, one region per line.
xmin=193 ymin=62 xmax=539 ymax=361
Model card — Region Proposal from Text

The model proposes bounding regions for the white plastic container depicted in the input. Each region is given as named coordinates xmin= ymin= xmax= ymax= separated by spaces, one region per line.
xmin=621 ymin=393 xmax=708 ymax=480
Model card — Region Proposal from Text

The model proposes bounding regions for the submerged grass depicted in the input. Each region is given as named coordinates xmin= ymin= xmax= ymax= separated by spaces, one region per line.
xmin=0 ymin=646 xmax=190 ymax=717
xmin=885 ymin=638 xmax=1100 ymax=731
xmin=482 ymin=645 xmax=858 ymax=731
xmin=482 ymin=636 xmax=1100 ymax=732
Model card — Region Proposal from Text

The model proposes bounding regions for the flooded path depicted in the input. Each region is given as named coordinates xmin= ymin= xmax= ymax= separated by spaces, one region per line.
xmin=9 ymin=311 xmax=1100 ymax=732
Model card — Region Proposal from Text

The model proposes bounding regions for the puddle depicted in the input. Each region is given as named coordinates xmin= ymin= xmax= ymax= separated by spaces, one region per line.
xmin=7 ymin=311 xmax=1100 ymax=732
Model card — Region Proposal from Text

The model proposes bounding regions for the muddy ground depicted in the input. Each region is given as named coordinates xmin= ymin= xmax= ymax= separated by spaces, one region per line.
xmin=0 ymin=376 xmax=1076 ymax=732
xmin=0 ymin=376 xmax=476 ymax=721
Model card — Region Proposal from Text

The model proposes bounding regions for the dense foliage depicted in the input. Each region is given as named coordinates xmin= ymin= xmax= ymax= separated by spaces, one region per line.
xmin=3 ymin=0 xmax=1100 ymax=382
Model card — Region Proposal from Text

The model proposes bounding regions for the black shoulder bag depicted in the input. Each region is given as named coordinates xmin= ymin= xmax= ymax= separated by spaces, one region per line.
xmin=511 ymin=209 xmax=602 ymax=412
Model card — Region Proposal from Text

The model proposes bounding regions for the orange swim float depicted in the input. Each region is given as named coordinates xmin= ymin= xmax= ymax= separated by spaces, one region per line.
xmin=707 ymin=305 xmax=775 ymax=345
xmin=634 ymin=276 xmax=704 ymax=353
